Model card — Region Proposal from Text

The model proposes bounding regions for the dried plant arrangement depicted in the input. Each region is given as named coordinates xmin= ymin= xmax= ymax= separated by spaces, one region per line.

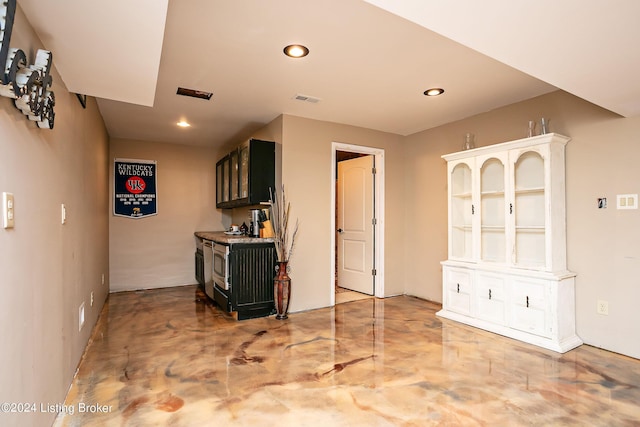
xmin=268 ymin=186 xmax=299 ymax=262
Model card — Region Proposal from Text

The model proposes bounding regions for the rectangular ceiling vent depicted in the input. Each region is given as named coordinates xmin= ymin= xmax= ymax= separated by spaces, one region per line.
xmin=177 ymin=87 xmax=213 ymax=100
xmin=293 ymin=93 xmax=321 ymax=104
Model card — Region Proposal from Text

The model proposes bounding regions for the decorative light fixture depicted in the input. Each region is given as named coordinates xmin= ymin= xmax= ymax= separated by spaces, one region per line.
xmin=177 ymin=121 xmax=190 ymax=128
xmin=0 ymin=0 xmax=55 ymax=129
xmin=283 ymin=44 xmax=309 ymax=58
xmin=424 ymin=88 xmax=445 ymax=96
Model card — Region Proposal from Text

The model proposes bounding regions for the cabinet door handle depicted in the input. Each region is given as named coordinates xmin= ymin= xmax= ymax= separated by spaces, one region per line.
xmin=526 ymin=296 xmax=529 ymax=308
xmin=472 ymin=204 xmax=475 ymax=215
xmin=510 ymin=203 xmax=513 ymax=214
xmin=489 ymin=289 xmax=492 ymax=300
xmin=457 ymin=283 xmax=460 ymax=293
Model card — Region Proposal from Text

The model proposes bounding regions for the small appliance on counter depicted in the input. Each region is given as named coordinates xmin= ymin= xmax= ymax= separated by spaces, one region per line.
xmin=249 ymin=209 xmax=261 ymax=237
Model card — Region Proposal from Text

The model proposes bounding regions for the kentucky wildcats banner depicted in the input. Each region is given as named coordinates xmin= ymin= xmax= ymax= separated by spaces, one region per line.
xmin=114 ymin=159 xmax=157 ymax=218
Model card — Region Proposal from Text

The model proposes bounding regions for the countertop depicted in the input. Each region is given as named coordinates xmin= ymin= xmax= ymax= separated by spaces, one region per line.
xmin=194 ymin=231 xmax=274 ymax=245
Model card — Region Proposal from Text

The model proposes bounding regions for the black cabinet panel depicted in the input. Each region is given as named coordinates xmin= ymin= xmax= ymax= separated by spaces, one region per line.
xmin=213 ymin=242 xmax=276 ymax=320
xmin=216 ymin=139 xmax=275 ymax=208
xmin=195 ymin=249 xmax=204 ymax=286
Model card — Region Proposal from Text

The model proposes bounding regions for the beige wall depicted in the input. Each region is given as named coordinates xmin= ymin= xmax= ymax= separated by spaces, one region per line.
xmin=280 ymin=115 xmax=405 ymax=312
xmin=403 ymin=90 xmax=640 ymax=359
xmin=108 ymin=118 xmax=282 ymax=292
xmin=202 ymin=114 xmax=406 ymax=312
xmin=109 ymin=139 xmax=220 ymax=291
xmin=107 ymin=92 xmax=640 ymax=360
xmin=0 ymin=6 xmax=110 ymax=427
xmin=3 ymin=12 xmax=638 ymax=424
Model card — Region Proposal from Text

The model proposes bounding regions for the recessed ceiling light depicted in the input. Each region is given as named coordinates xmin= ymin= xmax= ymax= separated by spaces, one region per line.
xmin=177 ymin=121 xmax=190 ymax=128
xmin=424 ymin=88 xmax=445 ymax=96
xmin=283 ymin=44 xmax=309 ymax=58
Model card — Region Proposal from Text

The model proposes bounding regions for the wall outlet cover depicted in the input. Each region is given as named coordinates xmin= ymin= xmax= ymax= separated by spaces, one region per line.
xmin=3 ymin=192 xmax=15 ymax=229
xmin=597 ymin=300 xmax=609 ymax=315
xmin=616 ymin=194 xmax=638 ymax=210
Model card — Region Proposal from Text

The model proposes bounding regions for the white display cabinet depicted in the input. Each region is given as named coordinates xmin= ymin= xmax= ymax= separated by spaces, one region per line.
xmin=438 ymin=133 xmax=582 ymax=353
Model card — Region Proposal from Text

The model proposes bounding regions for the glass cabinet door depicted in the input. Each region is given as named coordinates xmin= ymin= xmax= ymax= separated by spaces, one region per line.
xmin=239 ymin=143 xmax=249 ymax=199
xmin=450 ymin=163 xmax=473 ymax=259
xmin=480 ymin=157 xmax=506 ymax=263
xmin=230 ymin=149 xmax=239 ymax=200
xmin=222 ymin=156 xmax=230 ymax=202
xmin=513 ymin=151 xmax=545 ymax=268
xmin=216 ymin=161 xmax=223 ymax=205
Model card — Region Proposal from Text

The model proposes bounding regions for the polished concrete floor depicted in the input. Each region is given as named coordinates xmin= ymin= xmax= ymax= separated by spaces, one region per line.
xmin=55 ymin=285 xmax=640 ymax=426
xmin=335 ymin=285 xmax=373 ymax=305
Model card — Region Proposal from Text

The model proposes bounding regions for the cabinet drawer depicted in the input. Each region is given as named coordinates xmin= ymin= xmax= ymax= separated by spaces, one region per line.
xmin=511 ymin=278 xmax=546 ymax=308
xmin=475 ymin=273 xmax=506 ymax=325
xmin=444 ymin=267 xmax=472 ymax=316
xmin=447 ymin=268 xmax=471 ymax=288
xmin=510 ymin=278 xmax=550 ymax=338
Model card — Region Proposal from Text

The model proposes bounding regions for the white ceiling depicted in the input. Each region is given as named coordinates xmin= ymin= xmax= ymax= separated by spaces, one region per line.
xmin=365 ymin=0 xmax=640 ymax=118
xmin=19 ymin=0 xmax=168 ymax=107
xmin=18 ymin=0 xmax=640 ymax=149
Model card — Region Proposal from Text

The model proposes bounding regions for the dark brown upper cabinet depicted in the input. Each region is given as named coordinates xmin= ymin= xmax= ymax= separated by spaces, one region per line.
xmin=216 ymin=139 xmax=275 ymax=209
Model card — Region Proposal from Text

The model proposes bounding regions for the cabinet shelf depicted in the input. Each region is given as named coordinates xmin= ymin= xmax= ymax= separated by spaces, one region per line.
xmin=514 ymin=187 xmax=544 ymax=194
xmin=452 ymin=224 xmax=472 ymax=231
xmin=515 ymin=226 xmax=545 ymax=232
xmin=452 ymin=192 xmax=472 ymax=198
xmin=481 ymin=191 xmax=505 ymax=197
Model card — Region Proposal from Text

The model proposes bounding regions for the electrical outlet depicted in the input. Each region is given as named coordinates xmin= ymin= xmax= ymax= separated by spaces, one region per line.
xmin=79 ymin=302 xmax=85 ymax=331
xmin=597 ymin=300 xmax=609 ymax=315
xmin=101 ymin=273 xmax=105 ymax=285
xmin=90 ymin=291 xmax=94 ymax=307
xmin=61 ymin=203 xmax=67 ymax=224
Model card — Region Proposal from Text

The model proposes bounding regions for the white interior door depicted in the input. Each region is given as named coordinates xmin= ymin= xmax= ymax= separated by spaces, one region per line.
xmin=337 ymin=155 xmax=374 ymax=295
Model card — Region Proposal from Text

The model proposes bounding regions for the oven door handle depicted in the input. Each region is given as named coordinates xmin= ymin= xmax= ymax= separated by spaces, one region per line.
xmin=224 ymin=246 xmax=230 ymax=289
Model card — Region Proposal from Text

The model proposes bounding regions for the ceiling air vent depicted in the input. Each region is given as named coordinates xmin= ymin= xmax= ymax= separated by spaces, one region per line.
xmin=176 ymin=87 xmax=213 ymax=100
xmin=293 ymin=93 xmax=321 ymax=104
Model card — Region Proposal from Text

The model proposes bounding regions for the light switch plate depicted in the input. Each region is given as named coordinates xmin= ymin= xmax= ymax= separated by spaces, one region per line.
xmin=616 ymin=194 xmax=638 ymax=210
xmin=3 ymin=192 xmax=15 ymax=229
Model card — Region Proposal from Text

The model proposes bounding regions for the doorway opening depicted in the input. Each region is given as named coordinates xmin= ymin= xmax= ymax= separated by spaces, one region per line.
xmin=331 ymin=142 xmax=385 ymax=306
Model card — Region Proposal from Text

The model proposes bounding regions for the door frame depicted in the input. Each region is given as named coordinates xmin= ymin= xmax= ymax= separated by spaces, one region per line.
xmin=331 ymin=142 xmax=385 ymax=304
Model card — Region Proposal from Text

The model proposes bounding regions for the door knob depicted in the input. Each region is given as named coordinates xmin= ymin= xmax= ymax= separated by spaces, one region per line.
xmin=337 ymin=228 xmax=343 ymax=233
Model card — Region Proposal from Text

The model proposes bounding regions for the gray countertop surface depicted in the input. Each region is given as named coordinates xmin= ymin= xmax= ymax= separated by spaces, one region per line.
xmin=194 ymin=231 xmax=274 ymax=245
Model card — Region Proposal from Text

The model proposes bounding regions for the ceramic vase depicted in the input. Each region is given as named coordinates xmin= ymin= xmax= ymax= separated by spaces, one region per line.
xmin=274 ymin=261 xmax=291 ymax=320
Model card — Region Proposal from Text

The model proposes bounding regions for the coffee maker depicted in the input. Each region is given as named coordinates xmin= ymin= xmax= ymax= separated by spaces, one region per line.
xmin=249 ymin=209 xmax=261 ymax=237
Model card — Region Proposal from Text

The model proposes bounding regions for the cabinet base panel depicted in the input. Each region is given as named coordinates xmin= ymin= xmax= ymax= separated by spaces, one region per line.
xmin=436 ymin=309 xmax=583 ymax=354
xmin=208 ymin=285 xmax=275 ymax=320
xmin=236 ymin=305 xmax=276 ymax=320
